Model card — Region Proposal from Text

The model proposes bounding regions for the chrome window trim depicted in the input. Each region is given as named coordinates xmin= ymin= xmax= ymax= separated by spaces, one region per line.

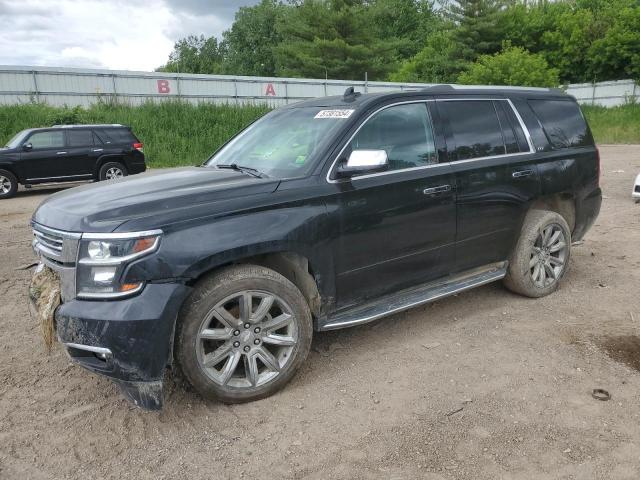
xmin=326 ymin=98 xmax=536 ymax=184
xmin=82 ymin=229 xmax=163 ymax=240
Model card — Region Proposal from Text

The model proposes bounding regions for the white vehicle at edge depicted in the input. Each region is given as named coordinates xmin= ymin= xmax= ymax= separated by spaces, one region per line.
xmin=634 ymin=173 xmax=640 ymax=202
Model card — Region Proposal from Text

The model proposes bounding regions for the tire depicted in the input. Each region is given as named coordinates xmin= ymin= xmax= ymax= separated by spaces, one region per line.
xmin=98 ymin=162 xmax=127 ymax=181
xmin=0 ymin=169 xmax=18 ymax=199
xmin=504 ymin=209 xmax=571 ymax=298
xmin=175 ymin=264 xmax=313 ymax=403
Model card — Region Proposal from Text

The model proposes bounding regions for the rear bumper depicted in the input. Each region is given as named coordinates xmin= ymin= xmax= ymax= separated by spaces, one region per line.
xmin=573 ymin=187 xmax=602 ymax=241
xmin=55 ymin=282 xmax=191 ymax=410
xmin=128 ymin=161 xmax=146 ymax=175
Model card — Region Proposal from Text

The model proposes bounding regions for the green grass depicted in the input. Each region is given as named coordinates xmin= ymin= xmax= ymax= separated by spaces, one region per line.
xmin=0 ymin=101 xmax=270 ymax=168
xmin=1 ymin=101 xmax=638 ymax=169
xmin=582 ymin=103 xmax=640 ymax=144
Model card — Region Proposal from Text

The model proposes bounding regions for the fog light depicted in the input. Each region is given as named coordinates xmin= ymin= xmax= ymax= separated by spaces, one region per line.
xmin=92 ymin=266 xmax=117 ymax=284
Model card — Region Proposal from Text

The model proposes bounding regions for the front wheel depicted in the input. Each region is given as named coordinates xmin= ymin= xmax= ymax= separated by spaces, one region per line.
xmin=175 ymin=265 xmax=313 ymax=403
xmin=504 ymin=210 xmax=571 ymax=298
xmin=0 ymin=169 xmax=18 ymax=199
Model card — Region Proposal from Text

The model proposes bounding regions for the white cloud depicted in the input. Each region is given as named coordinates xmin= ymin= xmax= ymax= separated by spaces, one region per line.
xmin=0 ymin=0 xmax=258 ymax=71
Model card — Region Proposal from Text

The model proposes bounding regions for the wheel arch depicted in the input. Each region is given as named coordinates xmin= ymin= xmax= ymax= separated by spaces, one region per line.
xmin=529 ymin=193 xmax=576 ymax=233
xmin=0 ymin=164 xmax=21 ymax=184
xmin=95 ymin=155 xmax=126 ymax=177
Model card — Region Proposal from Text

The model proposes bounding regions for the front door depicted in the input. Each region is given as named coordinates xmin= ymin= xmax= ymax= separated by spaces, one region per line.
xmin=20 ymin=130 xmax=68 ymax=181
xmin=328 ymin=101 xmax=457 ymax=309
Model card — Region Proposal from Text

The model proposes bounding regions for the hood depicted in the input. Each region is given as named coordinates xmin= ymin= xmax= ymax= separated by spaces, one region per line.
xmin=33 ymin=167 xmax=280 ymax=232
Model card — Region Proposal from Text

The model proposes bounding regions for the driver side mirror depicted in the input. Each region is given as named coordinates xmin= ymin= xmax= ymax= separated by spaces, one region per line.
xmin=336 ymin=149 xmax=388 ymax=178
xmin=22 ymin=143 xmax=33 ymax=152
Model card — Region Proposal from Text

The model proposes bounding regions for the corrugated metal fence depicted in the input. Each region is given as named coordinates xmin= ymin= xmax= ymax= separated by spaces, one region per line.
xmin=0 ymin=65 xmax=637 ymax=108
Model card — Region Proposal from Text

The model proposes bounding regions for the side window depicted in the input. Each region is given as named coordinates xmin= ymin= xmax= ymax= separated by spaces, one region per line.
xmin=67 ymin=130 xmax=94 ymax=147
xmin=97 ymin=128 xmax=135 ymax=145
xmin=439 ymin=100 xmax=505 ymax=160
xmin=529 ymin=99 xmax=593 ymax=149
xmin=27 ymin=131 xmax=65 ymax=150
xmin=494 ymin=101 xmax=519 ymax=154
xmin=349 ymin=103 xmax=437 ymax=171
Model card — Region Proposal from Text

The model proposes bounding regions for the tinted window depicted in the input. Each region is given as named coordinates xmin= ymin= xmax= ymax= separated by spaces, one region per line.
xmin=350 ymin=103 xmax=437 ymax=171
xmin=97 ymin=128 xmax=136 ymax=144
xmin=28 ymin=131 xmax=65 ymax=149
xmin=529 ymin=99 xmax=592 ymax=149
xmin=439 ymin=100 xmax=505 ymax=160
xmin=67 ymin=129 xmax=94 ymax=147
xmin=494 ymin=101 xmax=519 ymax=154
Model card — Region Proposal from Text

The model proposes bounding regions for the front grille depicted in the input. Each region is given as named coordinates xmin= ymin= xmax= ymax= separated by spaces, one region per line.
xmin=32 ymin=223 xmax=82 ymax=302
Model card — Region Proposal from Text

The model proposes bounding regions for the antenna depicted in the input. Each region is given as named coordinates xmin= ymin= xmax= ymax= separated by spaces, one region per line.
xmin=343 ymin=87 xmax=361 ymax=102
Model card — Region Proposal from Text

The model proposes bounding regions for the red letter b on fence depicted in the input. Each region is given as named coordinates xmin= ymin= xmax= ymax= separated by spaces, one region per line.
xmin=157 ymin=79 xmax=171 ymax=94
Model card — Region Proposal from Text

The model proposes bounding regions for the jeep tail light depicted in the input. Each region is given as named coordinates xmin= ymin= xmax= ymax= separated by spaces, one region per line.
xmin=133 ymin=142 xmax=144 ymax=152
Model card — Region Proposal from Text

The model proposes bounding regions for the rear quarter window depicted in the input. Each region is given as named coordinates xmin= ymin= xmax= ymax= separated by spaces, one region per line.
xmin=96 ymin=128 xmax=137 ymax=145
xmin=528 ymin=99 xmax=593 ymax=149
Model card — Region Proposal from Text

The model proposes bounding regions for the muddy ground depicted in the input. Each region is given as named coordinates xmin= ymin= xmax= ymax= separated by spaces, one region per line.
xmin=1 ymin=145 xmax=639 ymax=480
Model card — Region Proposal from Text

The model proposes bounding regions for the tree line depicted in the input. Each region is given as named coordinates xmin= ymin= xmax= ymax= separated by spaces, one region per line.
xmin=157 ymin=0 xmax=640 ymax=88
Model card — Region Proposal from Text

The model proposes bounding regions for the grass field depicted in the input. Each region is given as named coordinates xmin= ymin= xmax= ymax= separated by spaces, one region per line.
xmin=1 ymin=101 xmax=638 ymax=168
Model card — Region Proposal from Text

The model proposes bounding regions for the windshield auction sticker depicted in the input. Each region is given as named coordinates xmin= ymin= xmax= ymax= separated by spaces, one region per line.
xmin=314 ymin=109 xmax=355 ymax=119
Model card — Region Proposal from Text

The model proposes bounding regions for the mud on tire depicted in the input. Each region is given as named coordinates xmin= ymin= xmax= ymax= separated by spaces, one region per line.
xmin=504 ymin=209 xmax=572 ymax=298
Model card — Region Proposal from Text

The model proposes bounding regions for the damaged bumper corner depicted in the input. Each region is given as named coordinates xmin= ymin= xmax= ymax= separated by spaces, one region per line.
xmin=55 ymin=283 xmax=191 ymax=410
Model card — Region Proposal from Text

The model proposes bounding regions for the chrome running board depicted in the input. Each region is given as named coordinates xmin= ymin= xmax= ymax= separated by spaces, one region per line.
xmin=320 ymin=261 xmax=508 ymax=331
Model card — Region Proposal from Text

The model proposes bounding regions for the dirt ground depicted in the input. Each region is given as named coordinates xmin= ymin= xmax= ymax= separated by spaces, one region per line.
xmin=1 ymin=145 xmax=639 ymax=480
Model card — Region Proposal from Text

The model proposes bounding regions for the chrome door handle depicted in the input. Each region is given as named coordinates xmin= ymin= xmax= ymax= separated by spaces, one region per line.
xmin=512 ymin=169 xmax=533 ymax=178
xmin=92 ymin=148 xmax=103 ymax=152
xmin=423 ymin=185 xmax=451 ymax=195
xmin=56 ymin=151 xmax=68 ymax=155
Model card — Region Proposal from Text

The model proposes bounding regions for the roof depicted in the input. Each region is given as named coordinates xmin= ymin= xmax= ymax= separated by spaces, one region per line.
xmin=288 ymin=84 xmax=571 ymax=110
xmin=49 ymin=124 xmax=126 ymax=129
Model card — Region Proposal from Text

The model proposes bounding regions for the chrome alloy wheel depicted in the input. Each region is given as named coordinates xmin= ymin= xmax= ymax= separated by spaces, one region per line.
xmin=0 ymin=175 xmax=12 ymax=194
xmin=530 ymin=223 xmax=568 ymax=288
xmin=105 ymin=167 xmax=124 ymax=180
xmin=196 ymin=290 xmax=299 ymax=388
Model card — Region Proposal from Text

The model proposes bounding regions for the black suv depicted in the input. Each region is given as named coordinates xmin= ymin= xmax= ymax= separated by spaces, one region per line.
xmin=0 ymin=124 xmax=146 ymax=198
xmin=30 ymin=86 xmax=601 ymax=410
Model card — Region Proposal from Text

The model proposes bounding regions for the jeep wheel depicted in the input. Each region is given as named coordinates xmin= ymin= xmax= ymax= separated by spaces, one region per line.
xmin=98 ymin=162 xmax=127 ymax=181
xmin=176 ymin=265 xmax=313 ymax=403
xmin=0 ymin=169 xmax=18 ymax=199
xmin=504 ymin=210 xmax=571 ymax=298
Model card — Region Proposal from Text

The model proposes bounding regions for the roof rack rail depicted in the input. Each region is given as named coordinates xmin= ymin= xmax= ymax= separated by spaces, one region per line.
xmin=50 ymin=123 xmax=124 ymax=128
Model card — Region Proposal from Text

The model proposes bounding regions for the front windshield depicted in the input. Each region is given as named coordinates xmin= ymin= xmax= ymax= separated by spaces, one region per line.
xmin=4 ymin=130 xmax=28 ymax=149
xmin=206 ymin=106 xmax=354 ymax=177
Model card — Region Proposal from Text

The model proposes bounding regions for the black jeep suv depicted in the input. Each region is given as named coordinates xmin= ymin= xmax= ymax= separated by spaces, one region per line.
xmin=30 ymin=86 xmax=601 ymax=410
xmin=0 ymin=124 xmax=145 ymax=199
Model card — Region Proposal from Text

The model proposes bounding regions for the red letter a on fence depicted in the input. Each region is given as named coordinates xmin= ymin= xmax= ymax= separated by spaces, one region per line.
xmin=265 ymin=83 xmax=276 ymax=96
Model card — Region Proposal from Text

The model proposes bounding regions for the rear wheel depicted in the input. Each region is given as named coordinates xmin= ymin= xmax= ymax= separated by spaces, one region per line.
xmin=504 ymin=210 xmax=571 ymax=298
xmin=98 ymin=162 xmax=127 ymax=181
xmin=0 ymin=169 xmax=18 ymax=199
xmin=175 ymin=265 xmax=313 ymax=403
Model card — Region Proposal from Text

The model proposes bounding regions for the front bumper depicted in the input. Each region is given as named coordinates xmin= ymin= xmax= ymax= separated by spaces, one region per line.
xmin=56 ymin=282 xmax=191 ymax=410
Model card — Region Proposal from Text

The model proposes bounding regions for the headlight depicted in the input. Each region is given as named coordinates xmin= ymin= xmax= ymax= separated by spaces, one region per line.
xmin=76 ymin=230 xmax=162 ymax=299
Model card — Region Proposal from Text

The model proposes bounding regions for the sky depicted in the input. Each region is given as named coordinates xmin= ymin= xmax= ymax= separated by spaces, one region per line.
xmin=0 ymin=0 xmax=259 ymax=71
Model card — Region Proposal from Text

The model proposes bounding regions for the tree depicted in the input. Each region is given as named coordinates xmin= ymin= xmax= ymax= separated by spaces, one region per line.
xmin=447 ymin=0 xmax=506 ymax=61
xmin=274 ymin=0 xmax=401 ymax=80
xmin=390 ymin=29 xmax=469 ymax=83
xmin=222 ymin=0 xmax=285 ymax=76
xmin=457 ymin=45 xmax=560 ymax=87
xmin=158 ymin=35 xmax=225 ymax=74
xmin=588 ymin=5 xmax=640 ymax=81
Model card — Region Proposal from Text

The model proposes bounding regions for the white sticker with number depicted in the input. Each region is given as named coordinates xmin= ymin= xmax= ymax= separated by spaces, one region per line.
xmin=314 ymin=109 xmax=355 ymax=119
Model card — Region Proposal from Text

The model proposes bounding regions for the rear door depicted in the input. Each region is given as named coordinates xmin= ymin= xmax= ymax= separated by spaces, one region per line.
xmin=436 ymin=98 xmax=539 ymax=273
xmin=329 ymin=100 xmax=457 ymax=308
xmin=64 ymin=129 xmax=98 ymax=175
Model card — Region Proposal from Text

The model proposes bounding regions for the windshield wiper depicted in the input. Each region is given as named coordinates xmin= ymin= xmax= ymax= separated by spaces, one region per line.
xmin=216 ymin=163 xmax=268 ymax=178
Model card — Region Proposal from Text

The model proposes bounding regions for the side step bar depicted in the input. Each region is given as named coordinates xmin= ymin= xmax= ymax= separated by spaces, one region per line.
xmin=319 ymin=262 xmax=508 ymax=331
